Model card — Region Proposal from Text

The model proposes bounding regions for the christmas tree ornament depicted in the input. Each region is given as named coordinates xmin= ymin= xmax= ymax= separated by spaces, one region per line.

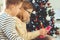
xmin=32 ymin=11 xmax=36 ymax=14
xmin=46 ymin=25 xmax=52 ymax=32
xmin=46 ymin=14 xmax=50 ymax=21
xmin=40 ymin=22 xmax=44 ymax=28
xmin=53 ymin=34 xmax=57 ymax=38
xmin=32 ymin=0 xmax=35 ymax=3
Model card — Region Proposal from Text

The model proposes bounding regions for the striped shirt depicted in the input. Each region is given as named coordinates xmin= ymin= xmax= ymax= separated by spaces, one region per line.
xmin=0 ymin=13 xmax=24 ymax=40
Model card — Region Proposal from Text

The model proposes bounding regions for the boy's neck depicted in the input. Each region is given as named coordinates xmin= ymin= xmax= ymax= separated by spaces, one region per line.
xmin=5 ymin=9 xmax=15 ymax=17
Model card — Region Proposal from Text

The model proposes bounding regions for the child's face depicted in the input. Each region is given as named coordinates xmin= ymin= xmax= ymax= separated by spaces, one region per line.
xmin=22 ymin=8 xmax=33 ymax=24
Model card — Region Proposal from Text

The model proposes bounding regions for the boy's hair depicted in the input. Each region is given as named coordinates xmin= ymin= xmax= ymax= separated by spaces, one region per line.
xmin=6 ymin=0 xmax=23 ymax=8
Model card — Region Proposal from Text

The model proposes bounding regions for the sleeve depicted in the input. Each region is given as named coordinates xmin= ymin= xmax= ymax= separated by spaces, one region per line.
xmin=12 ymin=17 xmax=40 ymax=40
xmin=0 ymin=17 xmax=24 ymax=40
xmin=27 ymin=30 xmax=40 ymax=39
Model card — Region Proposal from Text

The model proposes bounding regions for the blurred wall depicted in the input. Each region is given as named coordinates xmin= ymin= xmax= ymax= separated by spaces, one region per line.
xmin=49 ymin=0 xmax=60 ymax=9
xmin=49 ymin=0 xmax=60 ymax=19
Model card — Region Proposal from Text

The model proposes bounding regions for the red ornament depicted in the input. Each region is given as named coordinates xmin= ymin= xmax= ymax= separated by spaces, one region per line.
xmin=45 ymin=25 xmax=52 ymax=32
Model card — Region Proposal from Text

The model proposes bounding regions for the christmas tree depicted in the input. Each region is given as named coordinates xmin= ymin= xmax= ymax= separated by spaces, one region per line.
xmin=27 ymin=0 xmax=58 ymax=40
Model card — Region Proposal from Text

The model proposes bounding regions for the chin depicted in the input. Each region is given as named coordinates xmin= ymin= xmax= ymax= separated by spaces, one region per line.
xmin=25 ymin=20 xmax=30 ymax=24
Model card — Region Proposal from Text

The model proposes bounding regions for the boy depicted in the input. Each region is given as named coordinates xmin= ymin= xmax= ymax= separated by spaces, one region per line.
xmin=0 ymin=0 xmax=24 ymax=40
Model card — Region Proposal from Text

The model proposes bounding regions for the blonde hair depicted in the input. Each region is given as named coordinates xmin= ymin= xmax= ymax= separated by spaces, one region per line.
xmin=22 ymin=1 xmax=33 ymax=9
xmin=17 ymin=1 xmax=33 ymax=21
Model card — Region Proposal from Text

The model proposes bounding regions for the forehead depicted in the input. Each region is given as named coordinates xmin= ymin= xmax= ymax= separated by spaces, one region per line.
xmin=26 ymin=9 xmax=33 ymax=11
